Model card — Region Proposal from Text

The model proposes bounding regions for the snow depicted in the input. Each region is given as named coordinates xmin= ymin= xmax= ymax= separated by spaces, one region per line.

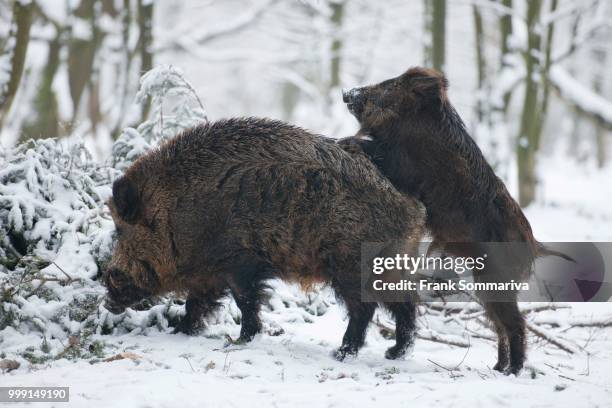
xmin=2 ymin=303 xmax=611 ymax=408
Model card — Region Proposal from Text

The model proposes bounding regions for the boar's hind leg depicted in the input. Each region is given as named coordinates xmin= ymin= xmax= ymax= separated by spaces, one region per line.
xmin=383 ymin=302 xmax=417 ymax=360
xmin=333 ymin=297 xmax=377 ymax=361
xmin=227 ymin=256 xmax=271 ymax=343
xmin=483 ymin=300 xmax=525 ymax=375
xmin=174 ymin=290 xmax=226 ymax=335
xmin=231 ymin=280 xmax=267 ymax=343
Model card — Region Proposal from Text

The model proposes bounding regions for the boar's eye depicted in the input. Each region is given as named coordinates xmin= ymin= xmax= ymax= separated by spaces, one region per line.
xmin=147 ymin=217 xmax=157 ymax=231
xmin=108 ymin=268 xmax=124 ymax=288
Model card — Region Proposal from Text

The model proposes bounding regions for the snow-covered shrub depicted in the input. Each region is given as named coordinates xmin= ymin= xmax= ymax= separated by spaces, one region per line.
xmin=110 ymin=128 xmax=151 ymax=172
xmin=111 ymin=65 xmax=208 ymax=170
xmin=0 ymin=139 xmax=116 ymax=361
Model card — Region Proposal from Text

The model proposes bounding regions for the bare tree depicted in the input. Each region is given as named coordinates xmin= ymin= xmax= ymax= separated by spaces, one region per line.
xmin=21 ymin=25 xmax=62 ymax=141
xmin=137 ymin=0 xmax=154 ymax=121
xmin=424 ymin=0 xmax=446 ymax=72
xmin=329 ymin=1 xmax=344 ymax=90
xmin=0 ymin=0 xmax=34 ymax=129
xmin=534 ymin=0 xmax=559 ymax=149
xmin=499 ymin=0 xmax=513 ymax=113
xmin=68 ymin=0 xmax=101 ymax=127
xmin=473 ymin=4 xmax=486 ymax=124
xmin=516 ymin=0 xmax=542 ymax=207
xmin=592 ymin=47 xmax=608 ymax=168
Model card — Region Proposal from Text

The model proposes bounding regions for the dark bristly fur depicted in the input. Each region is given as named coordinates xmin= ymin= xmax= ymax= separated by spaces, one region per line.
xmin=339 ymin=67 xmax=569 ymax=374
xmin=104 ymin=117 xmax=426 ymax=361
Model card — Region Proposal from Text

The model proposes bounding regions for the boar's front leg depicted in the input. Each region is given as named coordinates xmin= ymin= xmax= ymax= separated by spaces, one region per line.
xmin=174 ymin=290 xmax=225 ymax=335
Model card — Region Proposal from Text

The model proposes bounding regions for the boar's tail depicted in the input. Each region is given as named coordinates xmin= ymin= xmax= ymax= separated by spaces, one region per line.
xmin=536 ymin=243 xmax=575 ymax=263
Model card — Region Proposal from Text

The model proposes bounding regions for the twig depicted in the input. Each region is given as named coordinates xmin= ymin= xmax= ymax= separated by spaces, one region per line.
xmin=520 ymin=304 xmax=571 ymax=314
xmin=526 ymin=321 xmax=577 ymax=354
xmin=427 ymin=341 xmax=470 ymax=378
xmin=179 ymin=77 xmax=207 ymax=119
xmin=223 ymin=351 xmax=232 ymax=374
xmin=536 ymin=316 xmax=612 ymax=329
xmin=374 ymin=318 xmax=469 ymax=348
xmin=427 ymin=358 xmax=454 ymax=372
xmin=418 ymin=331 xmax=470 ymax=348
xmin=52 ymin=261 xmax=75 ymax=283
xmin=182 ymin=355 xmax=196 ymax=373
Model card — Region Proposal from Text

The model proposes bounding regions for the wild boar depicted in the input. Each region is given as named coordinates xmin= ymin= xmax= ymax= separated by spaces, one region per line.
xmin=104 ymin=117 xmax=426 ymax=361
xmin=339 ymin=67 xmax=572 ymax=374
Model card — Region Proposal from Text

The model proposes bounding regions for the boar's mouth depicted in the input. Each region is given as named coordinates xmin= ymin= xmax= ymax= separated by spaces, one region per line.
xmin=346 ymin=102 xmax=364 ymax=122
xmin=104 ymin=267 xmax=155 ymax=314
xmin=342 ymin=88 xmax=365 ymax=121
xmin=104 ymin=298 xmax=129 ymax=314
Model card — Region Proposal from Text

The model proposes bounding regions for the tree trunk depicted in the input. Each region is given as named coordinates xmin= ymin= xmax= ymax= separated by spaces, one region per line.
xmin=423 ymin=0 xmax=432 ymax=67
xmin=0 ymin=0 xmax=34 ymax=128
xmin=499 ymin=0 xmax=513 ymax=113
xmin=21 ymin=34 xmax=62 ymax=141
xmin=473 ymin=4 xmax=486 ymax=124
xmin=517 ymin=1 xmax=542 ymax=207
xmin=281 ymin=82 xmax=299 ymax=121
xmin=112 ymin=0 xmax=134 ymax=138
xmin=329 ymin=1 xmax=344 ymax=90
xmin=138 ymin=0 xmax=154 ymax=120
xmin=592 ymin=49 xmax=608 ymax=168
xmin=431 ymin=0 xmax=446 ymax=72
xmin=68 ymin=0 xmax=100 ymax=126
xmin=595 ymin=125 xmax=607 ymax=168
xmin=534 ymin=0 xmax=558 ymax=149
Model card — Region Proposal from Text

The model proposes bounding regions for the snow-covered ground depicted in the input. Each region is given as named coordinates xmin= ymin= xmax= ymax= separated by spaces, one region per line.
xmin=2 ymin=154 xmax=612 ymax=408
xmin=2 ymin=304 xmax=612 ymax=408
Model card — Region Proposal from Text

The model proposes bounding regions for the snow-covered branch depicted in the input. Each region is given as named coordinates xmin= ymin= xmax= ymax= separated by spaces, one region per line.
xmin=550 ymin=66 xmax=612 ymax=131
xmin=156 ymin=0 xmax=278 ymax=54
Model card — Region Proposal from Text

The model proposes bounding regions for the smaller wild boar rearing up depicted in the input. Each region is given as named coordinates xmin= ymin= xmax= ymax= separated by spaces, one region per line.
xmin=104 ymin=117 xmax=426 ymax=361
xmin=339 ymin=67 xmax=573 ymax=374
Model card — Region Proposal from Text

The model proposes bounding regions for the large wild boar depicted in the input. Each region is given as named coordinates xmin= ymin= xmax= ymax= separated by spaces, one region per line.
xmin=104 ymin=117 xmax=425 ymax=361
xmin=339 ymin=67 xmax=573 ymax=374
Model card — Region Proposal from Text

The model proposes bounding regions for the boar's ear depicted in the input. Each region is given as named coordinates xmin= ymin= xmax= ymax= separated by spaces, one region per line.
xmin=411 ymin=74 xmax=448 ymax=106
xmin=112 ymin=176 xmax=140 ymax=223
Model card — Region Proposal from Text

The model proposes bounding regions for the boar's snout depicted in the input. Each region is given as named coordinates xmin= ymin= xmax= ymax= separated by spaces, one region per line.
xmin=342 ymin=87 xmax=365 ymax=118
xmin=103 ymin=267 xmax=146 ymax=314
xmin=104 ymin=298 xmax=127 ymax=314
xmin=341 ymin=88 xmax=350 ymax=103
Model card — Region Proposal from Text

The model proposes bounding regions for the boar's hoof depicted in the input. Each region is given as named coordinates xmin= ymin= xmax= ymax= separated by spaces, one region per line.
xmin=224 ymin=334 xmax=255 ymax=346
xmin=384 ymin=345 xmax=407 ymax=360
xmin=173 ymin=320 xmax=203 ymax=336
xmin=504 ymin=364 xmax=523 ymax=376
xmin=492 ymin=360 xmax=508 ymax=372
xmin=332 ymin=345 xmax=358 ymax=362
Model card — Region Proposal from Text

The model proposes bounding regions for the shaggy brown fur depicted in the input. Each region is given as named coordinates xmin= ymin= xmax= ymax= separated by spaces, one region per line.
xmin=104 ymin=117 xmax=426 ymax=361
xmin=339 ymin=67 xmax=570 ymax=374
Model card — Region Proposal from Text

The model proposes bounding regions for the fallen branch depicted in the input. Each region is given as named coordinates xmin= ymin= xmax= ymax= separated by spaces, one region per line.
xmin=520 ymin=304 xmax=571 ymax=314
xmin=533 ymin=316 xmax=612 ymax=328
xmin=526 ymin=321 xmax=577 ymax=354
xmin=374 ymin=318 xmax=470 ymax=348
